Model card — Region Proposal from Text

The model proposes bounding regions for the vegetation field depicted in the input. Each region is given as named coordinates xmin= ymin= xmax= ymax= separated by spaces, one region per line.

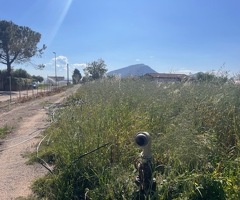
xmin=31 ymin=78 xmax=240 ymax=199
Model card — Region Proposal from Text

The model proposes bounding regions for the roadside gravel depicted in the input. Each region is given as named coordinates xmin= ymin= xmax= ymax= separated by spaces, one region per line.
xmin=0 ymin=85 xmax=80 ymax=199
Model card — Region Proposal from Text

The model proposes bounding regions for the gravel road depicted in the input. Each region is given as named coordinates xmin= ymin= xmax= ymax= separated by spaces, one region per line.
xmin=0 ymin=85 xmax=80 ymax=199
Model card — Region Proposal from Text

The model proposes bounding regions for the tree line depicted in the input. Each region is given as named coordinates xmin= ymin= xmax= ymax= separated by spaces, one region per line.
xmin=72 ymin=58 xmax=107 ymax=84
xmin=0 ymin=20 xmax=108 ymax=86
xmin=0 ymin=68 xmax=44 ymax=83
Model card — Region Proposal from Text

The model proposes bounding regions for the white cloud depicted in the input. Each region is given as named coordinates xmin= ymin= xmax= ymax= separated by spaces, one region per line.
xmin=44 ymin=56 xmax=86 ymax=77
xmin=51 ymin=55 xmax=69 ymax=72
xmin=73 ymin=63 xmax=87 ymax=68
xmin=57 ymin=56 xmax=68 ymax=68
xmin=136 ymin=58 xmax=141 ymax=62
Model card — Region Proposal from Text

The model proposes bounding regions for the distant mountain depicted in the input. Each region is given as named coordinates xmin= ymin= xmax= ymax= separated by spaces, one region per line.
xmin=108 ymin=64 xmax=157 ymax=78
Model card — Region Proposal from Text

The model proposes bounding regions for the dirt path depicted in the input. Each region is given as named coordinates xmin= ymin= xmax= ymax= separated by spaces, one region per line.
xmin=0 ymin=85 xmax=80 ymax=200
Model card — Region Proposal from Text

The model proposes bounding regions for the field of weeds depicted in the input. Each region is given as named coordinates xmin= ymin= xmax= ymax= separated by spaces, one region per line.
xmin=31 ymin=78 xmax=240 ymax=199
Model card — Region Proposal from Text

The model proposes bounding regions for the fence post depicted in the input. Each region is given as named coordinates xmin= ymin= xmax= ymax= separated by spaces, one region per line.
xmin=19 ymin=88 xmax=21 ymax=99
xmin=9 ymin=76 xmax=12 ymax=103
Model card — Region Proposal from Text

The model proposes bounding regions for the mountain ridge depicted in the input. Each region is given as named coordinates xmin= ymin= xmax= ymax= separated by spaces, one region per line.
xmin=108 ymin=64 xmax=157 ymax=77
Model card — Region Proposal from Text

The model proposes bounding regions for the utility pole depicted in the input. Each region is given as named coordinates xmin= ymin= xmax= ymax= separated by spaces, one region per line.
xmin=53 ymin=52 xmax=57 ymax=86
xmin=67 ymin=63 xmax=69 ymax=85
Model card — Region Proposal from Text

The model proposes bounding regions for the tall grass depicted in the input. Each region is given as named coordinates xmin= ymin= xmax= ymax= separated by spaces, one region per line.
xmin=31 ymin=78 xmax=240 ymax=199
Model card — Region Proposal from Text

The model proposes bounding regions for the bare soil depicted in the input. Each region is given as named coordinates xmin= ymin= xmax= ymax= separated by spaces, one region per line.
xmin=0 ymin=85 xmax=80 ymax=200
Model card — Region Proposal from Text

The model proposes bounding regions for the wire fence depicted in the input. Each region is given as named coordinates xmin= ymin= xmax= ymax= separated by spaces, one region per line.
xmin=0 ymin=81 xmax=67 ymax=110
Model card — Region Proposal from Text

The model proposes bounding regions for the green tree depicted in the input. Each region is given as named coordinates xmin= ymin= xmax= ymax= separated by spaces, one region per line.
xmin=0 ymin=69 xmax=7 ymax=77
xmin=84 ymin=59 xmax=107 ymax=80
xmin=195 ymin=72 xmax=228 ymax=83
xmin=72 ymin=68 xmax=82 ymax=84
xmin=32 ymin=75 xmax=44 ymax=83
xmin=12 ymin=68 xmax=31 ymax=78
xmin=0 ymin=20 xmax=46 ymax=76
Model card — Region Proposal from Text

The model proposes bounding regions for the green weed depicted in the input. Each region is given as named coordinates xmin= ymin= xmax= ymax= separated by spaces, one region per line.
xmin=30 ymin=78 xmax=240 ymax=199
xmin=0 ymin=125 xmax=11 ymax=138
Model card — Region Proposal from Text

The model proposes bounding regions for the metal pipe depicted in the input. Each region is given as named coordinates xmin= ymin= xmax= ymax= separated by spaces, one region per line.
xmin=134 ymin=132 xmax=156 ymax=199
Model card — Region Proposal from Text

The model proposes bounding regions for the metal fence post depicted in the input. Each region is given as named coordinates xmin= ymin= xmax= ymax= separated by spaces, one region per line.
xmin=9 ymin=76 xmax=12 ymax=103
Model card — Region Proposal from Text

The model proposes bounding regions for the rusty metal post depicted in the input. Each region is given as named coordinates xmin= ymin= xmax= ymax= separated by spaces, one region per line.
xmin=134 ymin=132 xmax=156 ymax=199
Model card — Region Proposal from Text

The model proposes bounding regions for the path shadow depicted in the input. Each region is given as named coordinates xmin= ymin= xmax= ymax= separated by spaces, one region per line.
xmin=0 ymin=91 xmax=18 ymax=96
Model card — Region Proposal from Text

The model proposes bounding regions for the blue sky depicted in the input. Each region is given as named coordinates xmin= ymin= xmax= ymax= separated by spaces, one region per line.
xmin=0 ymin=0 xmax=240 ymax=78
